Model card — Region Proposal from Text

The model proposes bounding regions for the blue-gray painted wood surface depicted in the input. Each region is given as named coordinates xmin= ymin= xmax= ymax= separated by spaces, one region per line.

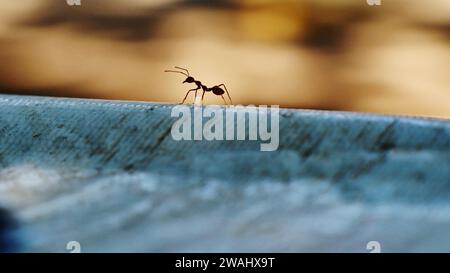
xmin=0 ymin=94 xmax=449 ymax=252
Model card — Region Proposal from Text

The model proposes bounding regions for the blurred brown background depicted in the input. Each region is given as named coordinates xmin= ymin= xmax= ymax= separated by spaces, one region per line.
xmin=0 ymin=0 xmax=449 ymax=117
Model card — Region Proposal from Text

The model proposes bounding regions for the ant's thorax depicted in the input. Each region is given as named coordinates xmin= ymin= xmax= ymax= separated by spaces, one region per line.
xmin=194 ymin=80 xmax=209 ymax=91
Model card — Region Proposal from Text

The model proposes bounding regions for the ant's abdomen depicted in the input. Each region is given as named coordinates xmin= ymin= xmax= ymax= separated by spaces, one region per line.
xmin=212 ymin=87 xmax=224 ymax=95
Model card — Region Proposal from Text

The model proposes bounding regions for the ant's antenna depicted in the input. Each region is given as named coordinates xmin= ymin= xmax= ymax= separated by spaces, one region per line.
xmin=174 ymin=66 xmax=190 ymax=76
xmin=164 ymin=66 xmax=190 ymax=77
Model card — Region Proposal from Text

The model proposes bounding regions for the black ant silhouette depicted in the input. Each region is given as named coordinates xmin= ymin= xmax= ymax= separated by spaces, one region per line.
xmin=165 ymin=66 xmax=232 ymax=105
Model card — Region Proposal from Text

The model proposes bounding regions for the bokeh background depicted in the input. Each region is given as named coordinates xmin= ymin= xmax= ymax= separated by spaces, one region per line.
xmin=0 ymin=0 xmax=449 ymax=117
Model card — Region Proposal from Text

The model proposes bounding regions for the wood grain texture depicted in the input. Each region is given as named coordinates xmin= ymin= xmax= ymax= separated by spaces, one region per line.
xmin=0 ymin=94 xmax=449 ymax=252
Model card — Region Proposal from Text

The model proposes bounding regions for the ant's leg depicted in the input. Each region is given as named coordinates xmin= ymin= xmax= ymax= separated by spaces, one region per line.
xmin=221 ymin=95 xmax=228 ymax=105
xmin=201 ymin=90 xmax=206 ymax=105
xmin=218 ymin=84 xmax=232 ymax=105
xmin=180 ymin=89 xmax=196 ymax=104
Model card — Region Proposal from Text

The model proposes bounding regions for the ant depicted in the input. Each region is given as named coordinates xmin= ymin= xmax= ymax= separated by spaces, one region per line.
xmin=165 ymin=66 xmax=232 ymax=105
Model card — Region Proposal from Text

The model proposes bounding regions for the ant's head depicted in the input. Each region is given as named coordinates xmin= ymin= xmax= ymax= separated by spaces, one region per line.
xmin=165 ymin=66 xmax=195 ymax=83
xmin=183 ymin=77 xmax=195 ymax=84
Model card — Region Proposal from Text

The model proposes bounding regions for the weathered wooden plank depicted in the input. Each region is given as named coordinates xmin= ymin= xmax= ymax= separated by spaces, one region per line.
xmin=0 ymin=94 xmax=449 ymax=252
